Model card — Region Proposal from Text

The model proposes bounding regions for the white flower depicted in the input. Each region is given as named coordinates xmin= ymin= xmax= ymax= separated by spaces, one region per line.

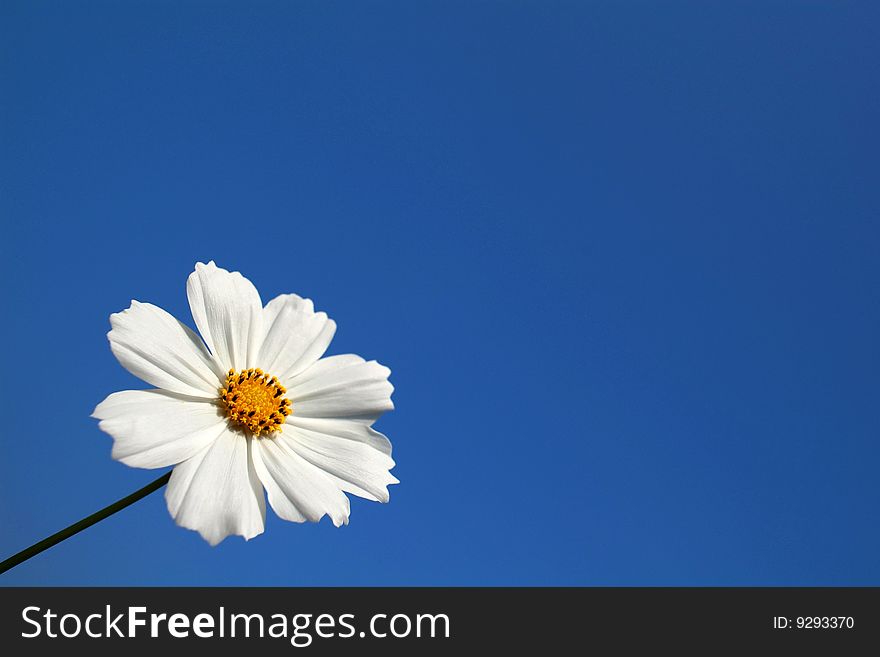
xmin=93 ymin=262 xmax=397 ymax=545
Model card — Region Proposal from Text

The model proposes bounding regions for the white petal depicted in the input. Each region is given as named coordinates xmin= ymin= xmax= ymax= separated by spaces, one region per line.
xmin=93 ymin=390 xmax=228 ymax=469
xmin=287 ymin=355 xmax=394 ymax=422
xmin=108 ymin=301 xmax=224 ymax=397
xmin=165 ymin=429 xmax=266 ymax=545
xmin=287 ymin=415 xmax=393 ymax=456
xmin=279 ymin=424 xmax=397 ymax=503
xmin=258 ymin=294 xmax=336 ymax=383
xmin=251 ymin=429 xmax=350 ymax=526
xmin=186 ymin=261 xmax=263 ymax=371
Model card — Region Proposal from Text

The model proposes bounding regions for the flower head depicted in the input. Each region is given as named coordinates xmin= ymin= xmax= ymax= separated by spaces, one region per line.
xmin=93 ymin=262 xmax=396 ymax=545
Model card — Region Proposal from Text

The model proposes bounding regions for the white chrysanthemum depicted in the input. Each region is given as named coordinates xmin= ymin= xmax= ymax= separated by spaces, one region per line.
xmin=93 ymin=262 xmax=396 ymax=545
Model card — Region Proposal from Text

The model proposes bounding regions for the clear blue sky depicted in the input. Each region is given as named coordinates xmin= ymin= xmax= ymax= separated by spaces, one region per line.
xmin=1 ymin=1 xmax=878 ymax=585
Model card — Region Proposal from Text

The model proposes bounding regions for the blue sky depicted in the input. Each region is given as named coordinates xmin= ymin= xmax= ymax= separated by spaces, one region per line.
xmin=1 ymin=1 xmax=878 ymax=585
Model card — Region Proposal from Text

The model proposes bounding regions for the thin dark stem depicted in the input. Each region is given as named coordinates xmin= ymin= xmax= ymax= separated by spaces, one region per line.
xmin=0 ymin=471 xmax=171 ymax=575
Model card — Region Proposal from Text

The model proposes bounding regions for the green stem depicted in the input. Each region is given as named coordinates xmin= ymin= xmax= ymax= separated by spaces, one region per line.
xmin=0 ymin=471 xmax=171 ymax=575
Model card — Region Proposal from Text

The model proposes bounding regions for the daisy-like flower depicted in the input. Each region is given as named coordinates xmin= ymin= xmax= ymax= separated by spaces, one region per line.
xmin=92 ymin=262 xmax=396 ymax=545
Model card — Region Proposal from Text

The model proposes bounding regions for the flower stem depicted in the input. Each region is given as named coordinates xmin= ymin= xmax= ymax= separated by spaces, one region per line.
xmin=0 ymin=471 xmax=171 ymax=575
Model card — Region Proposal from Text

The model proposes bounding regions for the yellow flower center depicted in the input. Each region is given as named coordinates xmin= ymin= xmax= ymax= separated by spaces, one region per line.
xmin=220 ymin=368 xmax=291 ymax=436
